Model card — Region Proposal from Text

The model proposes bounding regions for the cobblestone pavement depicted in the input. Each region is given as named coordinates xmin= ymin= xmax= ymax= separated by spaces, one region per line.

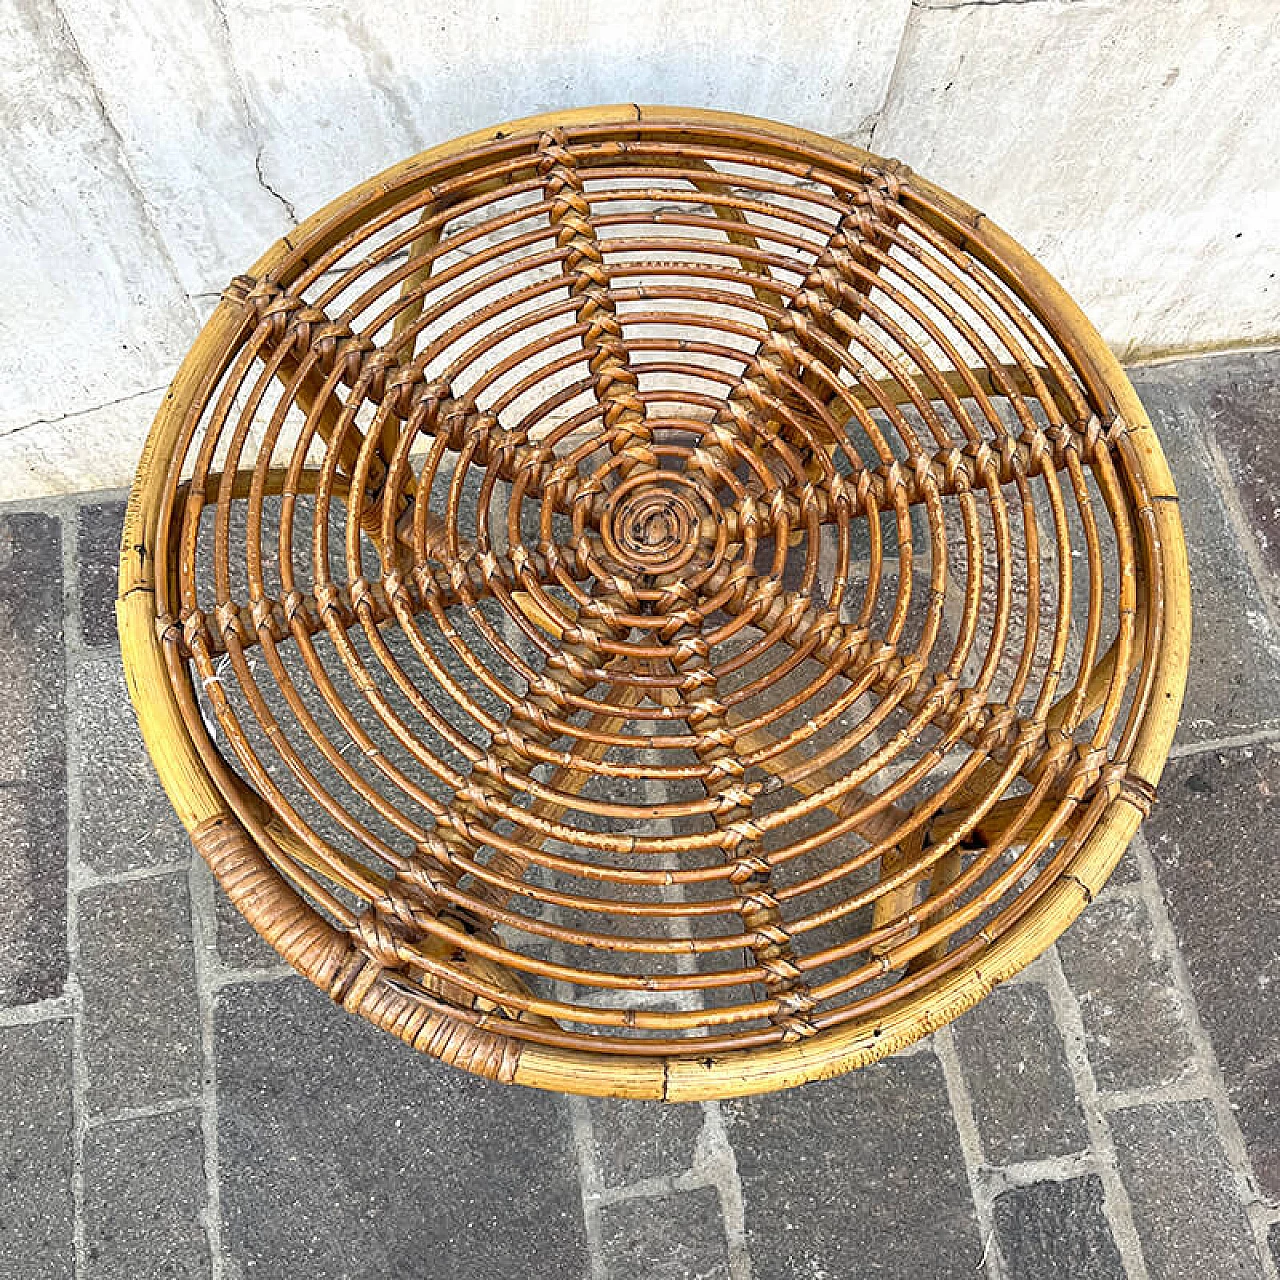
xmin=1 ymin=350 xmax=1277 ymax=1279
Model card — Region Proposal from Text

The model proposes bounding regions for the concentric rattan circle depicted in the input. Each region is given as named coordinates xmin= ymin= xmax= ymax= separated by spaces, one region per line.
xmin=119 ymin=106 xmax=1189 ymax=1099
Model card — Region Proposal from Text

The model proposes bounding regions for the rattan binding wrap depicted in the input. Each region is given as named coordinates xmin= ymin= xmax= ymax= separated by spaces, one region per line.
xmin=118 ymin=106 xmax=1190 ymax=1100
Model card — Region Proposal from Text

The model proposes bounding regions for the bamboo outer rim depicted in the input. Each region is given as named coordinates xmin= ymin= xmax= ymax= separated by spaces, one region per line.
xmin=118 ymin=105 xmax=1190 ymax=1100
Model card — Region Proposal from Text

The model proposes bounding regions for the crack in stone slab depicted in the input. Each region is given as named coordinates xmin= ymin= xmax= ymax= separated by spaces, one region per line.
xmin=912 ymin=0 xmax=1059 ymax=8
xmin=254 ymin=145 xmax=298 ymax=225
xmin=51 ymin=0 xmax=199 ymax=320
xmin=209 ymin=0 xmax=300 ymax=229
xmin=0 ymin=385 xmax=169 ymax=442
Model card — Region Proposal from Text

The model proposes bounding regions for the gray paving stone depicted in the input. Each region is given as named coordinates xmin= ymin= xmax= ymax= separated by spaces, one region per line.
xmin=1108 ymin=841 xmax=1142 ymax=886
xmin=723 ymin=1052 xmax=982 ymax=1278
xmin=78 ymin=499 xmax=126 ymax=649
xmin=1129 ymin=361 xmax=1280 ymax=745
xmin=588 ymin=1097 xmax=705 ymax=1189
xmin=1056 ymin=895 xmax=1195 ymax=1092
xmin=215 ymin=976 xmax=587 ymax=1278
xmin=992 ymin=1176 xmax=1124 ymax=1280
xmin=78 ymin=874 xmax=201 ymax=1114
xmin=0 ymin=512 xmax=65 ymax=780
xmin=952 ymin=983 xmax=1089 ymax=1166
xmin=598 ymin=1187 xmax=730 ymax=1280
xmin=1110 ymin=1101 xmax=1263 ymax=1280
xmin=0 ymin=511 xmax=67 ymax=1007
xmin=213 ymin=880 xmax=281 ymax=971
xmin=0 ymin=1020 xmax=74 ymax=1279
xmin=1144 ymin=744 xmax=1280 ymax=1197
xmin=0 ymin=781 xmax=68 ymax=1008
xmin=1192 ymin=350 xmax=1280 ymax=606
xmin=83 ymin=1108 xmax=209 ymax=1280
xmin=74 ymin=651 xmax=190 ymax=876
xmin=1232 ymin=1058 xmax=1280 ymax=1210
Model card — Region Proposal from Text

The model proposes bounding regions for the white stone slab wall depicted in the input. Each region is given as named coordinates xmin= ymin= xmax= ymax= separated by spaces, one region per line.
xmin=0 ymin=0 xmax=1275 ymax=500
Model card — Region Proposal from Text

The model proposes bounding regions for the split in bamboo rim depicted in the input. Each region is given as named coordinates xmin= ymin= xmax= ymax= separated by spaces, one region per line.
xmin=118 ymin=106 xmax=1190 ymax=1100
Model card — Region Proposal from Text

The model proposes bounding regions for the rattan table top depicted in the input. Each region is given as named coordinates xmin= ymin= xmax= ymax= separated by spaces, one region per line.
xmin=119 ymin=106 xmax=1189 ymax=1099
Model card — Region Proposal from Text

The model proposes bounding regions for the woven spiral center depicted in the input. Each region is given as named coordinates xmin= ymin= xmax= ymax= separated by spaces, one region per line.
xmin=603 ymin=474 xmax=701 ymax=573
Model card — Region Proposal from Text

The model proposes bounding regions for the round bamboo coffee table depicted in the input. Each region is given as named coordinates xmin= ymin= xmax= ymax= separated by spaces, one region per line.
xmin=119 ymin=106 xmax=1189 ymax=1100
